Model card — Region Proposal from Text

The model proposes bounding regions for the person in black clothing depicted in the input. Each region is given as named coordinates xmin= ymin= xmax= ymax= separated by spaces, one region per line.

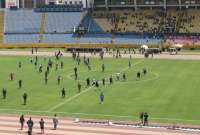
xmin=102 ymin=78 xmax=105 ymax=86
xmin=123 ymin=73 xmax=126 ymax=80
xmin=27 ymin=117 xmax=34 ymax=135
xmin=39 ymin=118 xmax=45 ymax=134
xmin=39 ymin=65 xmax=42 ymax=73
xmin=137 ymin=72 xmax=141 ymax=79
xmin=74 ymin=67 xmax=77 ymax=75
xmin=19 ymin=80 xmax=22 ymax=88
xmin=23 ymin=93 xmax=27 ymax=105
xmin=86 ymin=78 xmax=90 ymax=87
xmin=100 ymin=92 xmax=104 ymax=104
xmin=10 ymin=73 xmax=14 ymax=81
xmin=78 ymin=82 xmax=81 ymax=93
xmin=57 ymin=76 xmax=61 ymax=85
xmin=2 ymin=88 xmax=6 ymax=99
xmin=47 ymin=66 xmax=50 ymax=74
xmin=45 ymin=77 xmax=48 ymax=85
xmin=143 ymin=112 xmax=149 ymax=126
xmin=18 ymin=61 xmax=22 ymax=68
xmin=95 ymin=81 xmax=99 ymax=88
xmin=139 ymin=112 xmax=144 ymax=125
xmin=143 ymin=68 xmax=147 ymax=75
xmin=34 ymin=61 xmax=37 ymax=69
xmin=55 ymin=64 xmax=59 ymax=71
xmin=102 ymin=64 xmax=105 ymax=72
xmin=19 ymin=114 xmax=25 ymax=130
xmin=109 ymin=76 xmax=113 ymax=84
xmin=60 ymin=61 xmax=63 ymax=69
xmin=61 ymin=88 xmax=65 ymax=98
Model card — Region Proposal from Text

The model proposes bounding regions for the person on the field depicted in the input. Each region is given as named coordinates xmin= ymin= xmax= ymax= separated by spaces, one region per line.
xmin=123 ymin=73 xmax=126 ymax=80
xmin=23 ymin=93 xmax=27 ymax=105
xmin=95 ymin=81 xmax=99 ymax=88
xmin=86 ymin=78 xmax=90 ymax=87
xmin=61 ymin=88 xmax=65 ymax=98
xmin=74 ymin=67 xmax=77 ymax=75
xmin=77 ymin=57 xmax=81 ymax=65
xmin=46 ymin=66 xmax=50 ymax=74
xmin=102 ymin=78 xmax=105 ymax=86
xmin=18 ymin=61 xmax=22 ymax=68
xmin=57 ymin=75 xmax=61 ymax=85
xmin=19 ymin=80 xmax=22 ymax=88
xmin=60 ymin=61 xmax=63 ymax=69
xmin=2 ymin=88 xmax=6 ymax=99
xmin=88 ymin=64 xmax=91 ymax=71
xmin=129 ymin=60 xmax=131 ymax=68
xmin=143 ymin=112 xmax=149 ymax=126
xmin=39 ymin=65 xmax=43 ymax=73
xmin=137 ymin=72 xmax=141 ymax=79
xmin=78 ymin=82 xmax=81 ymax=93
xmin=39 ymin=118 xmax=45 ymax=134
xmin=30 ymin=58 xmax=33 ymax=64
xmin=35 ymin=56 xmax=38 ymax=62
xmin=139 ymin=112 xmax=144 ymax=125
xmin=102 ymin=64 xmax=105 ymax=72
xmin=74 ymin=67 xmax=78 ymax=80
xmin=53 ymin=114 xmax=58 ymax=130
xmin=27 ymin=117 xmax=34 ymax=135
xmin=109 ymin=76 xmax=113 ymax=84
xmin=87 ymin=58 xmax=90 ymax=65
xmin=92 ymin=78 xmax=96 ymax=86
xmin=100 ymin=92 xmax=104 ymax=104
xmin=55 ymin=64 xmax=58 ymax=71
xmin=45 ymin=76 xmax=48 ymax=85
xmin=10 ymin=73 xmax=14 ymax=81
xmin=143 ymin=68 xmax=147 ymax=75
xmin=34 ymin=61 xmax=37 ymax=69
xmin=19 ymin=114 xmax=25 ymax=130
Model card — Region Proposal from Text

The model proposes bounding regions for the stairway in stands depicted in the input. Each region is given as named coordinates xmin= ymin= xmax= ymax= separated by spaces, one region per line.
xmin=39 ymin=13 xmax=46 ymax=43
xmin=0 ymin=11 xmax=4 ymax=44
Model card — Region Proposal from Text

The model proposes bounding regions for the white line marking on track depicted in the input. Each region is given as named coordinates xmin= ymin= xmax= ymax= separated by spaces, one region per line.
xmin=0 ymin=108 xmax=200 ymax=123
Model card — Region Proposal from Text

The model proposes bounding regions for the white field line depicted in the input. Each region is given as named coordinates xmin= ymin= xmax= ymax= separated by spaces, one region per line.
xmin=48 ymin=60 xmax=144 ymax=112
xmin=47 ymin=86 xmax=94 ymax=112
xmin=0 ymin=108 xmax=200 ymax=123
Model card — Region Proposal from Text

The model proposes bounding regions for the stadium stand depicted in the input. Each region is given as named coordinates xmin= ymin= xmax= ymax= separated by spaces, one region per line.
xmin=43 ymin=34 xmax=77 ymax=43
xmin=39 ymin=13 xmax=46 ymax=42
xmin=92 ymin=10 xmax=162 ymax=33
xmin=80 ymin=33 xmax=113 ymax=44
xmin=4 ymin=34 xmax=39 ymax=44
xmin=179 ymin=9 xmax=200 ymax=33
xmin=81 ymin=13 xmax=105 ymax=33
xmin=0 ymin=11 xmax=4 ymax=43
xmin=4 ymin=9 xmax=41 ymax=33
xmin=165 ymin=36 xmax=200 ymax=45
xmin=44 ymin=12 xmax=84 ymax=33
xmin=115 ymin=34 xmax=161 ymax=45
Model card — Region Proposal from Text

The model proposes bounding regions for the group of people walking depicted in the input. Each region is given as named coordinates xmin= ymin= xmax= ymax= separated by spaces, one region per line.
xmin=20 ymin=114 xmax=58 ymax=135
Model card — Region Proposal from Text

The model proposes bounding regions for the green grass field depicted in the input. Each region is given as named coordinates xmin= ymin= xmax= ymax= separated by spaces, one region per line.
xmin=0 ymin=56 xmax=200 ymax=125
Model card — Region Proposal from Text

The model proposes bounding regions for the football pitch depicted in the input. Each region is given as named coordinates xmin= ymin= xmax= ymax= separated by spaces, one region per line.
xmin=0 ymin=56 xmax=200 ymax=125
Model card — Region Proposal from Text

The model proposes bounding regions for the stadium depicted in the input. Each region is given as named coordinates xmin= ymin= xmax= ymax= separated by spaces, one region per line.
xmin=0 ymin=0 xmax=200 ymax=134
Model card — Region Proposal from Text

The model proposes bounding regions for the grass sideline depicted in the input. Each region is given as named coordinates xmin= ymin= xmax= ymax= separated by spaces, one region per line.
xmin=0 ymin=56 xmax=200 ymax=125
